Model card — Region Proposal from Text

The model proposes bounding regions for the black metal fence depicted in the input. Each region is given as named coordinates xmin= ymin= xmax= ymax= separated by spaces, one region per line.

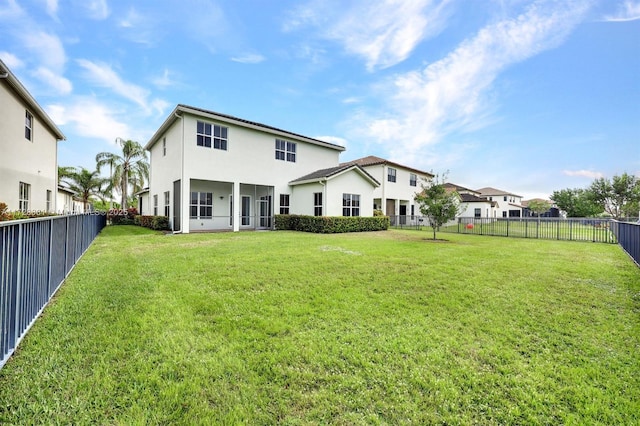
xmin=611 ymin=220 xmax=640 ymax=266
xmin=1 ymin=214 xmax=106 ymax=369
xmin=390 ymin=216 xmax=618 ymax=244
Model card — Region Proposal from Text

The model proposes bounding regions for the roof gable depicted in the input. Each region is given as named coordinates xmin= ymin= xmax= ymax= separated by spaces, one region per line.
xmin=0 ymin=59 xmax=66 ymax=141
xmin=146 ymin=104 xmax=346 ymax=152
xmin=475 ymin=186 xmax=522 ymax=198
xmin=289 ymin=164 xmax=380 ymax=187
xmin=341 ymin=155 xmax=434 ymax=177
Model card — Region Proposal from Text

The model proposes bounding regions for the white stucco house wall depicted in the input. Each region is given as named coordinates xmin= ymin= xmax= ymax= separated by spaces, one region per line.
xmin=145 ymin=105 xmax=380 ymax=233
xmin=0 ymin=59 xmax=65 ymax=213
xmin=475 ymin=187 xmax=523 ymax=218
xmin=56 ymin=186 xmax=85 ymax=214
xmin=341 ymin=156 xmax=434 ymax=224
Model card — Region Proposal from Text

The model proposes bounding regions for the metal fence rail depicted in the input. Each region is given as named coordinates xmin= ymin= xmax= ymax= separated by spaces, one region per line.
xmin=611 ymin=220 xmax=640 ymax=266
xmin=390 ymin=216 xmax=618 ymax=244
xmin=1 ymin=214 xmax=106 ymax=370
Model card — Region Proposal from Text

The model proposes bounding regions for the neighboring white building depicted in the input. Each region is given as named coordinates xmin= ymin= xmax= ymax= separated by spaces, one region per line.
xmin=341 ymin=156 xmax=434 ymax=223
xmin=56 ymin=185 xmax=86 ymax=214
xmin=145 ymin=105 xmax=380 ymax=233
xmin=475 ymin=187 xmax=524 ymax=218
xmin=444 ymin=183 xmax=498 ymax=218
xmin=0 ymin=59 xmax=65 ymax=213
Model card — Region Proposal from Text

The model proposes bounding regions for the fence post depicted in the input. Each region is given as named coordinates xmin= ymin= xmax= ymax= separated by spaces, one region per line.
xmin=13 ymin=223 xmax=23 ymax=353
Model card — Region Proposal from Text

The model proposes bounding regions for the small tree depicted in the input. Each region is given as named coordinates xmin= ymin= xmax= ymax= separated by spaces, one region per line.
xmin=66 ymin=167 xmax=109 ymax=211
xmin=589 ymin=173 xmax=640 ymax=219
xmin=414 ymin=172 xmax=461 ymax=240
xmin=527 ymin=199 xmax=551 ymax=217
xmin=551 ymin=188 xmax=601 ymax=217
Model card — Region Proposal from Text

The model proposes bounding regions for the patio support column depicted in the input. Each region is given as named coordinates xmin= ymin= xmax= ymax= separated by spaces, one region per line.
xmin=232 ymin=181 xmax=240 ymax=232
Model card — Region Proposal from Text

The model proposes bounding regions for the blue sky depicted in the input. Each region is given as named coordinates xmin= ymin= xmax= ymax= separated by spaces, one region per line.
xmin=1 ymin=0 xmax=639 ymax=200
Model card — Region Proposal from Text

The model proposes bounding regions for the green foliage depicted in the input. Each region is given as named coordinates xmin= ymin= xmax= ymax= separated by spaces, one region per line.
xmin=134 ymin=215 xmax=170 ymax=230
xmin=527 ymin=199 xmax=551 ymax=217
xmin=96 ymin=139 xmax=149 ymax=210
xmin=414 ymin=172 xmax=460 ymax=239
xmin=275 ymin=214 xmax=389 ymax=233
xmin=588 ymin=173 xmax=640 ymax=219
xmin=0 ymin=229 xmax=638 ymax=424
xmin=551 ymin=188 xmax=601 ymax=217
xmin=64 ymin=167 xmax=109 ymax=211
xmin=0 ymin=202 xmax=58 ymax=221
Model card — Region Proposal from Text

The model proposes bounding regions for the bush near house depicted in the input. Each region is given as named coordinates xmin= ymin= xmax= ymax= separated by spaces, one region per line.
xmin=134 ymin=215 xmax=170 ymax=231
xmin=108 ymin=207 xmax=138 ymax=225
xmin=0 ymin=202 xmax=58 ymax=222
xmin=275 ymin=214 xmax=389 ymax=233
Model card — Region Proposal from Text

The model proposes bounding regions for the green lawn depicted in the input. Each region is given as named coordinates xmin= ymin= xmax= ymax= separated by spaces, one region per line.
xmin=1 ymin=226 xmax=639 ymax=424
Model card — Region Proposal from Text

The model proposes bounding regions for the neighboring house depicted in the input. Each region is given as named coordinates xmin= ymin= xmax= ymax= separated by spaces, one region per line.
xmin=475 ymin=187 xmax=524 ymax=218
xmin=145 ymin=105 xmax=379 ymax=233
xmin=136 ymin=187 xmax=149 ymax=215
xmin=341 ymin=156 xmax=434 ymax=223
xmin=56 ymin=185 xmax=85 ymax=214
xmin=0 ymin=59 xmax=65 ymax=213
xmin=444 ymin=182 xmax=497 ymax=218
xmin=522 ymin=198 xmax=560 ymax=218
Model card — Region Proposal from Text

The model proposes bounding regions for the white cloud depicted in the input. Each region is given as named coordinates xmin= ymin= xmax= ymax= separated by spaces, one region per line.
xmin=21 ymin=31 xmax=66 ymax=71
xmin=562 ymin=170 xmax=604 ymax=179
xmin=47 ymin=98 xmax=132 ymax=144
xmin=603 ymin=0 xmax=640 ymax=22
xmin=0 ymin=51 xmax=24 ymax=69
xmin=352 ymin=0 xmax=591 ymax=167
xmin=41 ymin=0 xmax=59 ymax=19
xmin=0 ymin=0 xmax=22 ymax=20
xmin=285 ymin=0 xmax=452 ymax=71
xmin=76 ymin=59 xmax=167 ymax=115
xmin=33 ymin=66 xmax=72 ymax=94
xmin=81 ymin=0 xmax=109 ymax=20
xmin=230 ymin=53 xmax=266 ymax=64
xmin=152 ymin=68 xmax=176 ymax=89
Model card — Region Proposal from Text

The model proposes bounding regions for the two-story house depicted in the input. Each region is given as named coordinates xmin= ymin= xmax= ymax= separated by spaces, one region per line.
xmin=0 ymin=59 xmax=65 ymax=213
xmin=144 ymin=105 xmax=379 ymax=233
xmin=341 ymin=156 xmax=434 ymax=224
xmin=444 ymin=182 xmax=498 ymax=218
xmin=475 ymin=187 xmax=523 ymax=218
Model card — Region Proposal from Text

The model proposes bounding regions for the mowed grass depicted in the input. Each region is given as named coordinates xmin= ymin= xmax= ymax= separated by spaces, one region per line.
xmin=1 ymin=226 xmax=639 ymax=424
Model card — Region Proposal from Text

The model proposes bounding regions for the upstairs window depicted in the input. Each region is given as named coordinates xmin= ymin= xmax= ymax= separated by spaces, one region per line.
xmin=279 ymin=194 xmax=290 ymax=214
xmin=410 ymin=173 xmax=417 ymax=187
xmin=275 ymin=139 xmax=296 ymax=162
xmin=388 ymin=167 xmax=396 ymax=183
xmin=197 ymin=121 xmax=228 ymax=150
xmin=342 ymin=193 xmax=360 ymax=217
xmin=25 ymin=111 xmax=33 ymax=141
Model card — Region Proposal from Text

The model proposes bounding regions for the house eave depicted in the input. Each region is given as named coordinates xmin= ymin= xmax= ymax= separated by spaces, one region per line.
xmin=0 ymin=59 xmax=66 ymax=141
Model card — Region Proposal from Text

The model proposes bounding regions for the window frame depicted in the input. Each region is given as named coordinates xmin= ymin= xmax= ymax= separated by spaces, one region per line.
xmin=279 ymin=194 xmax=290 ymax=214
xmin=153 ymin=194 xmax=158 ymax=216
xmin=162 ymin=137 xmax=166 ymax=156
xmin=190 ymin=191 xmax=213 ymax=219
xmin=275 ymin=139 xmax=296 ymax=162
xmin=474 ymin=208 xmax=481 ymax=218
xmin=19 ymin=182 xmax=30 ymax=212
xmin=388 ymin=167 xmax=396 ymax=183
xmin=25 ymin=110 xmax=33 ymax=141
xmin=409 ymin=173 xmax=417 ymax=187
xmin=342 ymin=193 xmax=360 ymax=217
xmin=196 ymin=121 xmax=228 ymax=150
xmin=313 ymin=192 xmax=323 ymax=216
xmin=164 ymin=191 xmax=170 ymax=217
xmin=46 ymin=190 xmax=52 ymax=212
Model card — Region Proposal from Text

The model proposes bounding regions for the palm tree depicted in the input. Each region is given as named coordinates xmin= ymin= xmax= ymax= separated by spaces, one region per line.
xmin=66 ymin=167 xmax=108 ymax=211
xmin=58 ymin=166 xmax=75 ymax=185
xmin=96 ymin=139 xmax=149 ymax=210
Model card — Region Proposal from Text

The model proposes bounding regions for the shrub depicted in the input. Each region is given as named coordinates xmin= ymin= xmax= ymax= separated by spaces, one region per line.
xmin=133 ymin=215 xmax=170 ymax=231
xmin=275 ymin=214 xmax=389 ymax=233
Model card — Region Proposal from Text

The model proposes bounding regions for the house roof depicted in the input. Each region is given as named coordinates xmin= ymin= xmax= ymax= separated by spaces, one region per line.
xmin=460 ymin=193 xmax=496 ymax=204
xmin=289 ymin=163 xmax=380 ymax=187
xmin=475 ymin=187 xmax=522 ymax=198
xmin=340 ymin=155 xmax=434 ymax=178
xmin=444 ymin=182 xmax=480 ymax=194
xmin=0 ymin=59 xmax=66 ymax=141
xmin=145 ymin=104 xmax=346 ymax=152
xmin=57 ymin=185 xmax=75 ymax=195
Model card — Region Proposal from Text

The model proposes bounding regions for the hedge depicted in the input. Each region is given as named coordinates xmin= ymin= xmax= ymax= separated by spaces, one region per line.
xmin=134 ymin=215 xmax=170 ymax=231
xmin=275 ymin=214 xmax=389 ymax=233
